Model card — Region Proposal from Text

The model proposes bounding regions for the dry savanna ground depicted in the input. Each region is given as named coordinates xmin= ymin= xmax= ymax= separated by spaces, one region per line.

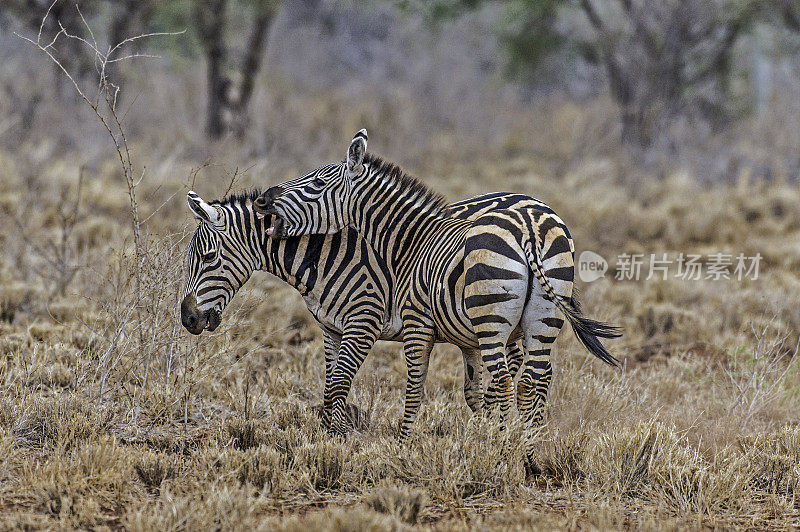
xmin=1 ymin=94 xmax=800 ymax=530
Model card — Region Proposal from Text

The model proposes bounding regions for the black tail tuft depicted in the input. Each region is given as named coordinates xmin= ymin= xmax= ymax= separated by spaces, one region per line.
xmin=561 ymin=297 xmax=622 ymax=367
xmin=522 ymin=245 xmax=621 ymax=367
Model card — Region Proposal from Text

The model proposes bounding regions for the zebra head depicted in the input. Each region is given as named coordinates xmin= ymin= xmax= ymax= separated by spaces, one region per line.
xmin=253 ymin=129 xmax=368 ymax=239
xmin=181 ymin=191 xmax=257 ymax=335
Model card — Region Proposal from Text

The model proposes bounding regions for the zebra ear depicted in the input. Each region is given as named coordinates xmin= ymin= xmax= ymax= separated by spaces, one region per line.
xmin=346 ymin=129 xmax=367 ymax=177
xmin=187 ymin=191 xmax=220 ymax=224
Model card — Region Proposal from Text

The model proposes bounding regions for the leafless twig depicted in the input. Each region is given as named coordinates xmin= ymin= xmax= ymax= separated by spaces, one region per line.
xmin=17 ymin=0 xmax=181 ymax=398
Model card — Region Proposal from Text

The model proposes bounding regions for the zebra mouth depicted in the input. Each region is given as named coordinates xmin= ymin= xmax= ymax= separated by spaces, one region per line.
xmin=182 ymin=307 xmax=221 ymax=335
xmin=181 ymin=294 xmax=222 ymax=335
xmin=253 ymin=206 xmax=288 ymax=239
xmin=205 ymin=308 xmax=221 ymax=332
xmin=265 ymin=216 xmax=288 ymax=239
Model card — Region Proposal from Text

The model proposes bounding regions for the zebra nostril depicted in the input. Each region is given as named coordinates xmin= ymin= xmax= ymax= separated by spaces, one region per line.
xmin=182 ymin=313 xmax=197 ymax=329
xmin=180 ymin=294 xmax=205 ymax=333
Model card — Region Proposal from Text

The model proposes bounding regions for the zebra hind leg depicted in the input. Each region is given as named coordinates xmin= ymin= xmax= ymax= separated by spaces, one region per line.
xmin=518 ymin=293 xmax=563 ymax=479
xmin=485 ymin=340 xmax=523 ymax=411
xmin=474 ymin=321 xmax=520 ymax=428
xmin=465 ymin=289 xmax=526 ymax=426
xmin=461 ymin=348 xmax=484 ymax=413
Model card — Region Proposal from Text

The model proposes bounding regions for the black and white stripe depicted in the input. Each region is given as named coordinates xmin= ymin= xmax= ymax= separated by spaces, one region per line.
xmin=255 ymin=129 xmax=621 ymax=475
xmin=181 ymin=189 xmax=535 ymax=432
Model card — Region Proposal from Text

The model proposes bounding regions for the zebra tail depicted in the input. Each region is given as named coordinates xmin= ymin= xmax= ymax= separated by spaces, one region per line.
xmin=524 ymin=243 xmax=622 ymax=367
xmin=556 ymin=296 xmax=622 ymax=367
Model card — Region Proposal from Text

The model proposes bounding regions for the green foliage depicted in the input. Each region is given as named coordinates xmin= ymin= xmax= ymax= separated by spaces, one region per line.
xmin=146 ymin=1 xmax=201 ymax=60
xmin=499 ymin=0 xmax=563 ymax=76
xmin=403 ymin=0 xmax=565 ymax=76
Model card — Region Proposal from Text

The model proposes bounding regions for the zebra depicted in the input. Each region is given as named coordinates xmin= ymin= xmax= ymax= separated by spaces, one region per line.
xmin=253 ymin=129 xmax=621 ymax=475
xmin=181 ymin=189 xmax=535 ymax=433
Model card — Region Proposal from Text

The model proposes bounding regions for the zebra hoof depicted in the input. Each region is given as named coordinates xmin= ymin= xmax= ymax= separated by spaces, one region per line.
xmin=321 ymin=402 xmax=368 ymax=436
xmin=524 ymin=460 xmax=542 ymax=481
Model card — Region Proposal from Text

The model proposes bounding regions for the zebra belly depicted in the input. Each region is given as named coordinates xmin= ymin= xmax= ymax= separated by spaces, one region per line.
xmin=428 ymin=256 xmax=479 ymax=349
xmin=378 ymin=319 xmax=404 ymax=341
xmin=302 ymin=293 xmax=347 ymax=334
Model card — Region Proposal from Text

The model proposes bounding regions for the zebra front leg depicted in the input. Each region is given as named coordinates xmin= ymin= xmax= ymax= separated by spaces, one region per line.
xmin=321 ymin=330 xmax=342 ymax=430
xmin=398 ymin=321 xmax=435 ymax=441
xmin=326 ymin=322 xmax=380 ymax=435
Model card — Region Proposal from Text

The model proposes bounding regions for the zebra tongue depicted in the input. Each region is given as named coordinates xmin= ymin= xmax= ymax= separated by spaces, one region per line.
xmin=267 ymin=226 xmax=275 ymax=236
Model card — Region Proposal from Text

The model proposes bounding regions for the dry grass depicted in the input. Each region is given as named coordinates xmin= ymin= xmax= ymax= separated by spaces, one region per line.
xmin=1 ymin=84 xmax=800 ymax=529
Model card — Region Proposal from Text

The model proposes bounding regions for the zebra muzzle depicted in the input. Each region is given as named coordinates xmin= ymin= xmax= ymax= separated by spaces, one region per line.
xmin=254 ymin=186 xmax=283 ymax=213
xmin=181 ymin=294 xmax=222 ymax=335
xmin=253 ymin=190 xmax=286 ymax=238
xmin=267 ymin=217 xmax=286 ymax=239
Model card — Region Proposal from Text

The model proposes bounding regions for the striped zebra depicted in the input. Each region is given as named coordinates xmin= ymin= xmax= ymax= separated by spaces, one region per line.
xmin=181 ymin=189 xmax=532 ymax=433
xmin=253 ymin=129 xmax=621 ymax=475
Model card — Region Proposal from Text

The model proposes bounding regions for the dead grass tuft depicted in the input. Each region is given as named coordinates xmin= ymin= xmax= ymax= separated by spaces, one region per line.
xmin=12 ymin=398 xmax=111 ymax=450
xmin=295 ymin=439 xmax=347 ymax=492
xmin=238 ymin=446 xmax=288 ymax=496
xmin=363 ymin=483 xmax=427 ymax=524
xmin=227 ymin=418 xmax=265 ymax=451
xmin=737 ymin=426 xmax=800 ymax=496
xmin=134 ymin=451 xmax=178 ymax=494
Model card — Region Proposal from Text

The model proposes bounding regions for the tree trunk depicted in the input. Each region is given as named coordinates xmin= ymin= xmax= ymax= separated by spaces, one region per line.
xmin=193 ymin=0 xmax=278 ymax=140
xmin=194 ymin=0 xmax=229 ymax=140
xmin=231 ymin=1 xmax=277 ymax=138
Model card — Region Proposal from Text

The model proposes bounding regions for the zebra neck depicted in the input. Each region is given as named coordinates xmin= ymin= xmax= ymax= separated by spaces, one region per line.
xmin=351 ymin=177 xmax=447 ymax=272
xmin=220 ymin=204 xmax=266 ymax=275
xmin=257 ymin=221 xmax=323 ymax=291
xmin=258 ymin=227 xmax=292 ymax=282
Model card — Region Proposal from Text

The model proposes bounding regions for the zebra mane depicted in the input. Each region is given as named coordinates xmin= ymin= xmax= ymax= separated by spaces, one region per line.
xmin=211 ymin=188 xmax=263 ymax=207
xmin=363 ymin=153 xmax=451 ymax=218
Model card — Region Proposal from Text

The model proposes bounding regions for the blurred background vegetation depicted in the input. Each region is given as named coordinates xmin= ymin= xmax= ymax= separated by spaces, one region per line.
xmin=2 ymin=0 xmax=800 ymax=168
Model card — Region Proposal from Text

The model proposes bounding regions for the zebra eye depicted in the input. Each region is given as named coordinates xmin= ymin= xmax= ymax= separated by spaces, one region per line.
xmin=202 ymin=251 xmax=216 ymax=263
xmin=313 ymin=177 xmax=325 ymax=187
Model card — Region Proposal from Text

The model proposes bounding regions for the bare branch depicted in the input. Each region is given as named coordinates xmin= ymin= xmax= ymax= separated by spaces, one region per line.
xmin=109 ymin=31 xmax=185 ymax=59
xmin=37 ymin=0 xmax=58 ymax=44
xmin=75 ymin=3 xmax=96 ymax=52
xmin=17 ymin=0 xmax=181 ymax=356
